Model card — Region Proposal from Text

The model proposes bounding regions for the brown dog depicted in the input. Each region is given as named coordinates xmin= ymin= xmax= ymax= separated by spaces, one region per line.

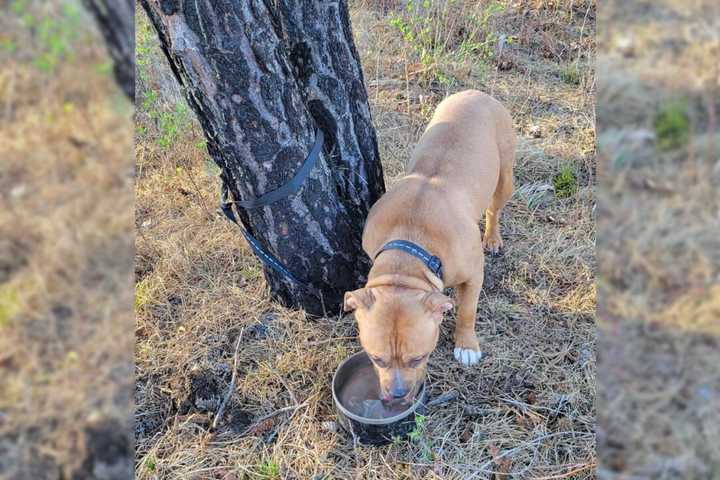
xmin=344 ymin=90 xmax=515 ymax=404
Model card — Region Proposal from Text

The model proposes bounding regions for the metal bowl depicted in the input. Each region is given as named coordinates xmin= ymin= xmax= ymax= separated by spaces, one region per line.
xmin=332 ymin=351 xmax=427 ymax=446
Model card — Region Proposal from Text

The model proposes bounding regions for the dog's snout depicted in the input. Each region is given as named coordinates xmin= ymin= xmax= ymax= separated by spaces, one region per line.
xmin=391 ymin=385 xmax=409 ymax=399
xmin=390 ymin=369 xmax=409 ymax=398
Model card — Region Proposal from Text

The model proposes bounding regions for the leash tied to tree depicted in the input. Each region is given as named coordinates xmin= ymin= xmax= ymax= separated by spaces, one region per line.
xmin=218 ymin=129 xmax=325 ymax=302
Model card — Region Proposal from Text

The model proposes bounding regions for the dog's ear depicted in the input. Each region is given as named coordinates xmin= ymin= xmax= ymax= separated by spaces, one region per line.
xmin=343 ymin=288 xmax=375 ymax=312
xmin=423 ymin=292 xmax=454 ymax=322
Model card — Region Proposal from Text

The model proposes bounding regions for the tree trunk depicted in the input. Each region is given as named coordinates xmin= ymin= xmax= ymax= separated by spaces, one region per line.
xmin=83 ymin=0 xmax=135 ymax=100
xmin=140 ymin=0 xmax=386 ymax=315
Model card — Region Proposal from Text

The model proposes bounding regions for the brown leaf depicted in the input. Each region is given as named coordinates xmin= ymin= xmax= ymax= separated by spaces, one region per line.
xmin=489 ymin=443 xmax=512 ymax=478
xmin=248 ymin=418 xmax=275 ymax=435
xmin=460 ymin=422 xmax=475 ymax=443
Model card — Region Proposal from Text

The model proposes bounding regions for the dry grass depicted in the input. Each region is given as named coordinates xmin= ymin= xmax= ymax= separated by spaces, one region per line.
xmin=0 ymin=1 xmax=134 ymax=478
xmin=135 ymin=1 xmax=596 ymax=478
xmin=597 ymin=0 xmax=720 ymax=478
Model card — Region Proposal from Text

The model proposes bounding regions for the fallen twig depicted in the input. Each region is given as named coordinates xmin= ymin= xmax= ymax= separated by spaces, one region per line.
xmin=426 ymin=390 xmax=459 ymax=407
xmin=305 ymin=336 xmax=357 ymax=346
xmin=533 ymin=462 xmax=597 ymax=479
xmin=212 ymin=327 xmax=244 ymax=431
xmin=473 ymin=431 xmax=594 ymax=475
xmin=240 ymin=402 xmax=307 ymax=437
xmin=463 ymin=405 xmax=497 ymax=416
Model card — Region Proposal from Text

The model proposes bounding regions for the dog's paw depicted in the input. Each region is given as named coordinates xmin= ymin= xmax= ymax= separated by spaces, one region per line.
xmin=454 ymin=347 xmax=482 ymax=366
xmin=484 ymin=232 xmax=504 ymax=254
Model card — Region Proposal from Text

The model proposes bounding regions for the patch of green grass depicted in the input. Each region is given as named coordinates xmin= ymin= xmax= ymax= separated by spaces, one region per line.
xmin=0 ymin=38 xmax=17 ymax=53
xmin=389 ymin=0 xmax=506 ymax=86
xmin=560 ymin=63 xmax=581 ymax=85
xmin=157 ymin=103 xmax=191 ymax=149
xmin=654 ymin=99 xmax=690 ymax=151
xmin=94 ymin=60 xmax=113 ymax=75
xmin=135 ymin=277 xmax=153 ymax=311
xmin=553 ymin=164 xmax=578 ymax=199
xmin=11 ymin=0 xmax=30 ymax=14
xmin=257 ymin=459 xmax=281 ymax=479
xmin=136 ymin=13 xmax=156 ymax=84
xmin=141 ymin=90 xmax=157 ymax=111
xmin=136 ymin=9 xmax=194 ymax=149
xmin=0 ymin=283 xmax=22 ymax=329
xmin=408 ymin=414 xmax=434 ymax=461
xmin=408 ymin=413 xmax=426 ymax=442
xmin=145 ymin=457 xmax=157 ymax=472
xmin=7 ymin=1 xmax=81 ymax=72
xmin=240 ymin=265 xmax=262 ymax=281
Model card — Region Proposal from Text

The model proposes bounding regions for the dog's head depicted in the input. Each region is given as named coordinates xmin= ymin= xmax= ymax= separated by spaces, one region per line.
xmin=344 ymin=287 xmax=453 ymax=405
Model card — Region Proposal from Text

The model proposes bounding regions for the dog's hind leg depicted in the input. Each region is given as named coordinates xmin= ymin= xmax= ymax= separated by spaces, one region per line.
xmin=484 ymin=134 xmax=515 ymax=254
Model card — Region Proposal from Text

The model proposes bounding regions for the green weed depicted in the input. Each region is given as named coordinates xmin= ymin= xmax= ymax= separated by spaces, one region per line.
xmin=654 ymin=99 xmax=690 ymax=151
xmin=0 ymin=38 xmax=17 ymax=53
xmin=11 ymin=2 xmax=82 ymax=72
xmin=408 ymin=414 xmax=434 ymax=461
xmin=136 ymin=9 xmax=194 ymax=149
xmin=408 ymin=413 xmax=426 ymax=442
xmin=156 ymin=103 xmax=191 ymax=149
xmin=389 ymin=0 xmax=505 ymax=86
xmin=257 ymin=459 xmax=281 ymax=479
xmin=94 ymin=60 xmax=113 ymax=75
xmin=553 ymin=164 xmax=578 ymax=199
xmin=0 ymin=283 xmax=22 ymax=329
xmin=135 ymin=277 xmax=153 ymax=311
xmin=136 ymin=14 xmax=156 ymax=84
xmin=560 ymin=63 xmax=581 ymax=85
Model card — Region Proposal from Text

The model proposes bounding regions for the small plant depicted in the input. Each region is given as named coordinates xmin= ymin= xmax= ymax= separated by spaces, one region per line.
xmin=654 ymin=99 xmax=690 ymax=151
xmin=408 ymin=413 xmax=426 ymax=442
xmin=144 ymin=457 xmax=156 ymax=472
xmin=257 ymin=459 xmax=281 ymax=479
xmin=0 ymin=38 xmax=17 ymax=53
xmin=560 ymin=63 xmax=580 ymax=85
xmin=553 ymin=164 xmax=578 ymax=199
xmin=158 ymin=102 xmax=191 ymax=149
xmin=0 ymin=284 xmax=21 ymax=329
xmin=135 ymin=277 xmax=153 ymax=311
xmin=408 ymin=414 xmax=434 ymax=461
xmin=94 ymin=60 xmax=113 ymax=75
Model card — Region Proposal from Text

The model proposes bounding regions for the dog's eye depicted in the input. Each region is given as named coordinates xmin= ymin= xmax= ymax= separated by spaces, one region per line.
xmin=408 ymin=355 xmax=426 ymax=367
xmin=371 ymin=356 xmax=387 ymax=368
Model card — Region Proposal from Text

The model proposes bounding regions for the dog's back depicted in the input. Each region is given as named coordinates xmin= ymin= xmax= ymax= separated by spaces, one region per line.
xmin=407 ymin=90 xmax=514 ymax=219
xmin=362 ymin=90 xmax=515 ymax=261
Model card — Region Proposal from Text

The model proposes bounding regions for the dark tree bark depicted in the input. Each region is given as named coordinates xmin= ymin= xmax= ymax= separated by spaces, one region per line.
xmin=140 ymin=0 xmax=386 ymax=315
xmin=83 ymin=0 xmax=135 ymax=100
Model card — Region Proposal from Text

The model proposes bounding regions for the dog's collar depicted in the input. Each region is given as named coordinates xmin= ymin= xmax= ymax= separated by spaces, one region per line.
xmin=375 ymin=240 xmax=444 ymax=281
xmin=365 ymin=273 xmax=437 ymax=292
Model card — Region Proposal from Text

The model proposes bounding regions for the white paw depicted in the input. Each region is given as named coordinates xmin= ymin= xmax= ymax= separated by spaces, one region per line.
xmin=454 ymin=348 xmax=482 ymax=366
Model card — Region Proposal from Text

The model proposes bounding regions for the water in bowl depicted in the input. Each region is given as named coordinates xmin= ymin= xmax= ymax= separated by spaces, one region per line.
xmin=338 ymin=363 xmax=409 ymax=419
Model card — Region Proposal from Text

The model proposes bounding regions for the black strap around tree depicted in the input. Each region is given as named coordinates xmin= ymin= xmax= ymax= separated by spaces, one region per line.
xmin=233 ymin=130 xmax=324 ymax=209
xmin=217 ymin=130 xmax=325 ymax=301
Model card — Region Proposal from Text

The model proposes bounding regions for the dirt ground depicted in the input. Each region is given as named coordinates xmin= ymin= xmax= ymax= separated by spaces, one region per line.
xmin=596 ymin=0 xmax=720 ymax=478
xmin=134 ymin=1 xmax=596 ymax=478
xmin=0 ymin=2 xmax=134 ymax=479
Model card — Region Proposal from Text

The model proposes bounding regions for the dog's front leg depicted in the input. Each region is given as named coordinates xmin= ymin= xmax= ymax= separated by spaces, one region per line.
xmin=453 ymin=275 xmax=483 ymax=366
